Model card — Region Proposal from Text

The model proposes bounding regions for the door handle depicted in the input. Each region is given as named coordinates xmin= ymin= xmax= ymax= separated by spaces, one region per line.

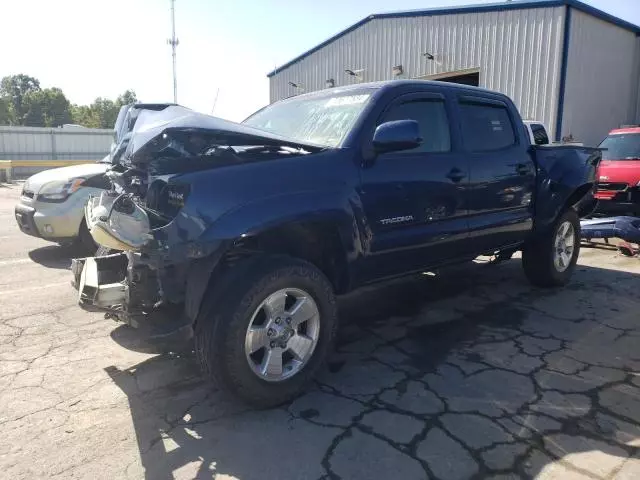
xmin=516 ymin=163 xmax=531 ymax=175
xmin=446 ymin=168 xmax=466 ymax=183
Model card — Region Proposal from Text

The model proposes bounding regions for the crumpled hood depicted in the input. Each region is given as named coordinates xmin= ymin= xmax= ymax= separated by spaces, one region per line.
xmin=119 ymin=106 xmax=323 ymax=168
xmin=24 ymin=163 xmax=109 ymax=193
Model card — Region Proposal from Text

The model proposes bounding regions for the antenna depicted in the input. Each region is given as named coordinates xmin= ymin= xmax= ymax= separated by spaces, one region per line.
xmin=167 ymin=0 xmax=179 ymax=103
xmin=211 ymin=88 xmax=220 ymax=114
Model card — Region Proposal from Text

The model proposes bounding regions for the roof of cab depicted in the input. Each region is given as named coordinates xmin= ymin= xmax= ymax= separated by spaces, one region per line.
xmin=278 ymin=79 xmax=505 ymax=101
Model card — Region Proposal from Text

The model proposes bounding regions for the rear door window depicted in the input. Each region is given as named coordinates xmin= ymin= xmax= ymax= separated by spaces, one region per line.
xmin=459 ymin=101 xmax=516 ymax=151
xmin=599 ymin=133 xmax=640 ymax=160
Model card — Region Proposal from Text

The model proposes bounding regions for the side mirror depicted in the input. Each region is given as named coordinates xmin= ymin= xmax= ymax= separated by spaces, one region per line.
xmin=373 ymin=120 xmax=422 ymax=154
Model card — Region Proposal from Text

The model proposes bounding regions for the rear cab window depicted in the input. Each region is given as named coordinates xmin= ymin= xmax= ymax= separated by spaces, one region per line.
xmin=459 ymin=98 xmax=516 ymax=151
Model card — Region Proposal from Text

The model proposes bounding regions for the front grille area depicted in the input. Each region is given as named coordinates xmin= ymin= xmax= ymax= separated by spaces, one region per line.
xmin=597 ymin=182 xmax=628 ymax=191
xmin=604 ymin=187 xmax=640 ymax=203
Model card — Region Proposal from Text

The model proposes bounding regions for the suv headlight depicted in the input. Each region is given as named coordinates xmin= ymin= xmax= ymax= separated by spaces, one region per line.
xmin=38 ymin=178 xmax=85 ymax=203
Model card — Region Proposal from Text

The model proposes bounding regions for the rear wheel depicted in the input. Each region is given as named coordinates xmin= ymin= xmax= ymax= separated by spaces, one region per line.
xmin=522 ymin=209 xmax=580 ymax=287
xmin=194 ymin=255 xmax=338 ymax=408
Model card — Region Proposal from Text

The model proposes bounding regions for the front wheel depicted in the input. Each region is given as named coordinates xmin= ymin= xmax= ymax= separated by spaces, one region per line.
xmin=194 ymin=255 xmax=338 ymax=408
xmin=522 ymin=209 xmax=581 ymax=287
xmin=72 ymin=217 xmax=98 ymax=255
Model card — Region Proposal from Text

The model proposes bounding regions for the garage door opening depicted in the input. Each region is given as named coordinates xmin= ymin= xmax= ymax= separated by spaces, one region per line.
xmin=436 ymin=71 xmax=480 ymax=87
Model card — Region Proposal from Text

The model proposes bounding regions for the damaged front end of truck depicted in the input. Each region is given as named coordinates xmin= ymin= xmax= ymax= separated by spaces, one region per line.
xmin=70 ymin=105 xmax=322 ymax=341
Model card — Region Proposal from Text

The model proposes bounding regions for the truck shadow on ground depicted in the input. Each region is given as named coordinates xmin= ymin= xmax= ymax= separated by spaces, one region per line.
xmin=106 ymin=259 xmax=640 ymax=479
xmin=27 ymin=244 xmax=76 ymax=269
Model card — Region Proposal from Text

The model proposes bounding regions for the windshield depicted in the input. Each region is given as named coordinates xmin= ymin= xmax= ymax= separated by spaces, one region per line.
xmin=243 ymin=90 xmax=373 ymax=147
xmin=599 ymin=133 xmax=640 ymax=160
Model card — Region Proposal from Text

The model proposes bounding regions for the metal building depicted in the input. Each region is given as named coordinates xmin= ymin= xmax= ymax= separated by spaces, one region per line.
xmin=0 ymin=126 xmax=113 ymax=176
xmin=267 ymin=0 xmax=640 ymax=146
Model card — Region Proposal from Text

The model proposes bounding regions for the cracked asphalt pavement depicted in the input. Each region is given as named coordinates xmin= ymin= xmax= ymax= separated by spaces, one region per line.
xmin=2 ymin=183 xmax=640 ymax=480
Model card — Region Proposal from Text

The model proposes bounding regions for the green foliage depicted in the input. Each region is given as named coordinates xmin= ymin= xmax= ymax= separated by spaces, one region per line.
xmin=0 ymin=97 xmax=15 ymax=125
xmin=71 ymin=104 xmax=100 ymax=128
xmin=23 ymin=88 xmax=73 ymax=127
xmin=117 ymin=90 xmax=138 ymax=106
xmin=93 ymin=98 xmax=118 ymax=129
xmin=0 ymin=74 xmax=41 ymax=123
xmin=0 ymin=74 xmax=138 ymax=128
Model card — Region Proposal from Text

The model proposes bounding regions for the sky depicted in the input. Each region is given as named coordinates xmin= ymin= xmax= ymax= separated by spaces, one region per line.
xmin=2 ymin=0 xmax=639 ymax=122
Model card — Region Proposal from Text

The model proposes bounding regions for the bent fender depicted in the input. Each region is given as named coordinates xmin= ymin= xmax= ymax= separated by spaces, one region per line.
xmin=532 ymin=146 xmax=601 ymax=232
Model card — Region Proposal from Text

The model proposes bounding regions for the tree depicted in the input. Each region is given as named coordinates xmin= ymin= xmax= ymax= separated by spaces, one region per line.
xmin=91 ymin=97 xmax=118 ymax=128
xmin=0 ymin=74 xmax=41 ymax=123
xmin=22 ymin=88 xmax=73 ymax=127
xmin=71 ymin=104 xmax=99 ymax=128
xmin=116 ymin=90 xmax=137 ymax=107
xmin=0 ymin=74 xmax=138 ymax=128
xmin=22 ymin=92 xmax=44 ymax=126
xmin=0 ymin=97 xmax=15 ymax=125
xmin=85 ymin=90 xmax=138 ymax=128
xmin=40 ymin=88 xmax=73 ymax=126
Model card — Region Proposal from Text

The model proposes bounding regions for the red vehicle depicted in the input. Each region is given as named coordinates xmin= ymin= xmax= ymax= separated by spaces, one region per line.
xmin=595 ymin=126 xmax=640 ymax=216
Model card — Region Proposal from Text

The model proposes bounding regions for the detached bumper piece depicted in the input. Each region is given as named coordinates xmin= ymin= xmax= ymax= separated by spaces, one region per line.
xmin=72 ymin=254 xmax=128 ymax=310
xmin=71 ymin=253 xmax=192 ymax=342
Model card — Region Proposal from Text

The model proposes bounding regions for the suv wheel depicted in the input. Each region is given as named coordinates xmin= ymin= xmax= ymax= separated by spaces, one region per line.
xmin=194 ymin=255 xmax=337 ymax=408
xmin=72 ymin=217 xmax=98 ymax=255
xmin=522 ymin=209 xmax=580 ymax=287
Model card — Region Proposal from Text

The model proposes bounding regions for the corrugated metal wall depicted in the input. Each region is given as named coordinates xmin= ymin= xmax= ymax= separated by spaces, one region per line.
xmin=0 ymin=126 xmax=113 ymax=160
xmin=0 ymin=126 xmax=113 ymax=176
xmin=270 ymin=6 xmax=566 ymax=139
xmin=562 ymin=10 xmax=640 ymax=146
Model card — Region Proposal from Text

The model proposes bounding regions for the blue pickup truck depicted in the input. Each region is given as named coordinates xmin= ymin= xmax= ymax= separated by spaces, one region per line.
xmin=72 ymin=80 xmax=600 ymax=406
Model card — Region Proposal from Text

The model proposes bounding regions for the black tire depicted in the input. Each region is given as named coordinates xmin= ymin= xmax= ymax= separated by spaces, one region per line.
xmin=72 ymin=217 xmax=98 ymax=255
xmin=522 ymin=209 xmax=581 ymax=287
xmin=194 ymin=255 xmax=338 ymax=408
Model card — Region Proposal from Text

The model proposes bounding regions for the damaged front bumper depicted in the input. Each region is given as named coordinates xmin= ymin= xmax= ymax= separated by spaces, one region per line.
xmin=71 ymin=251 xmax=194 ymax=341
xmin=72 ymin=191 xmax=228 ymax=341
